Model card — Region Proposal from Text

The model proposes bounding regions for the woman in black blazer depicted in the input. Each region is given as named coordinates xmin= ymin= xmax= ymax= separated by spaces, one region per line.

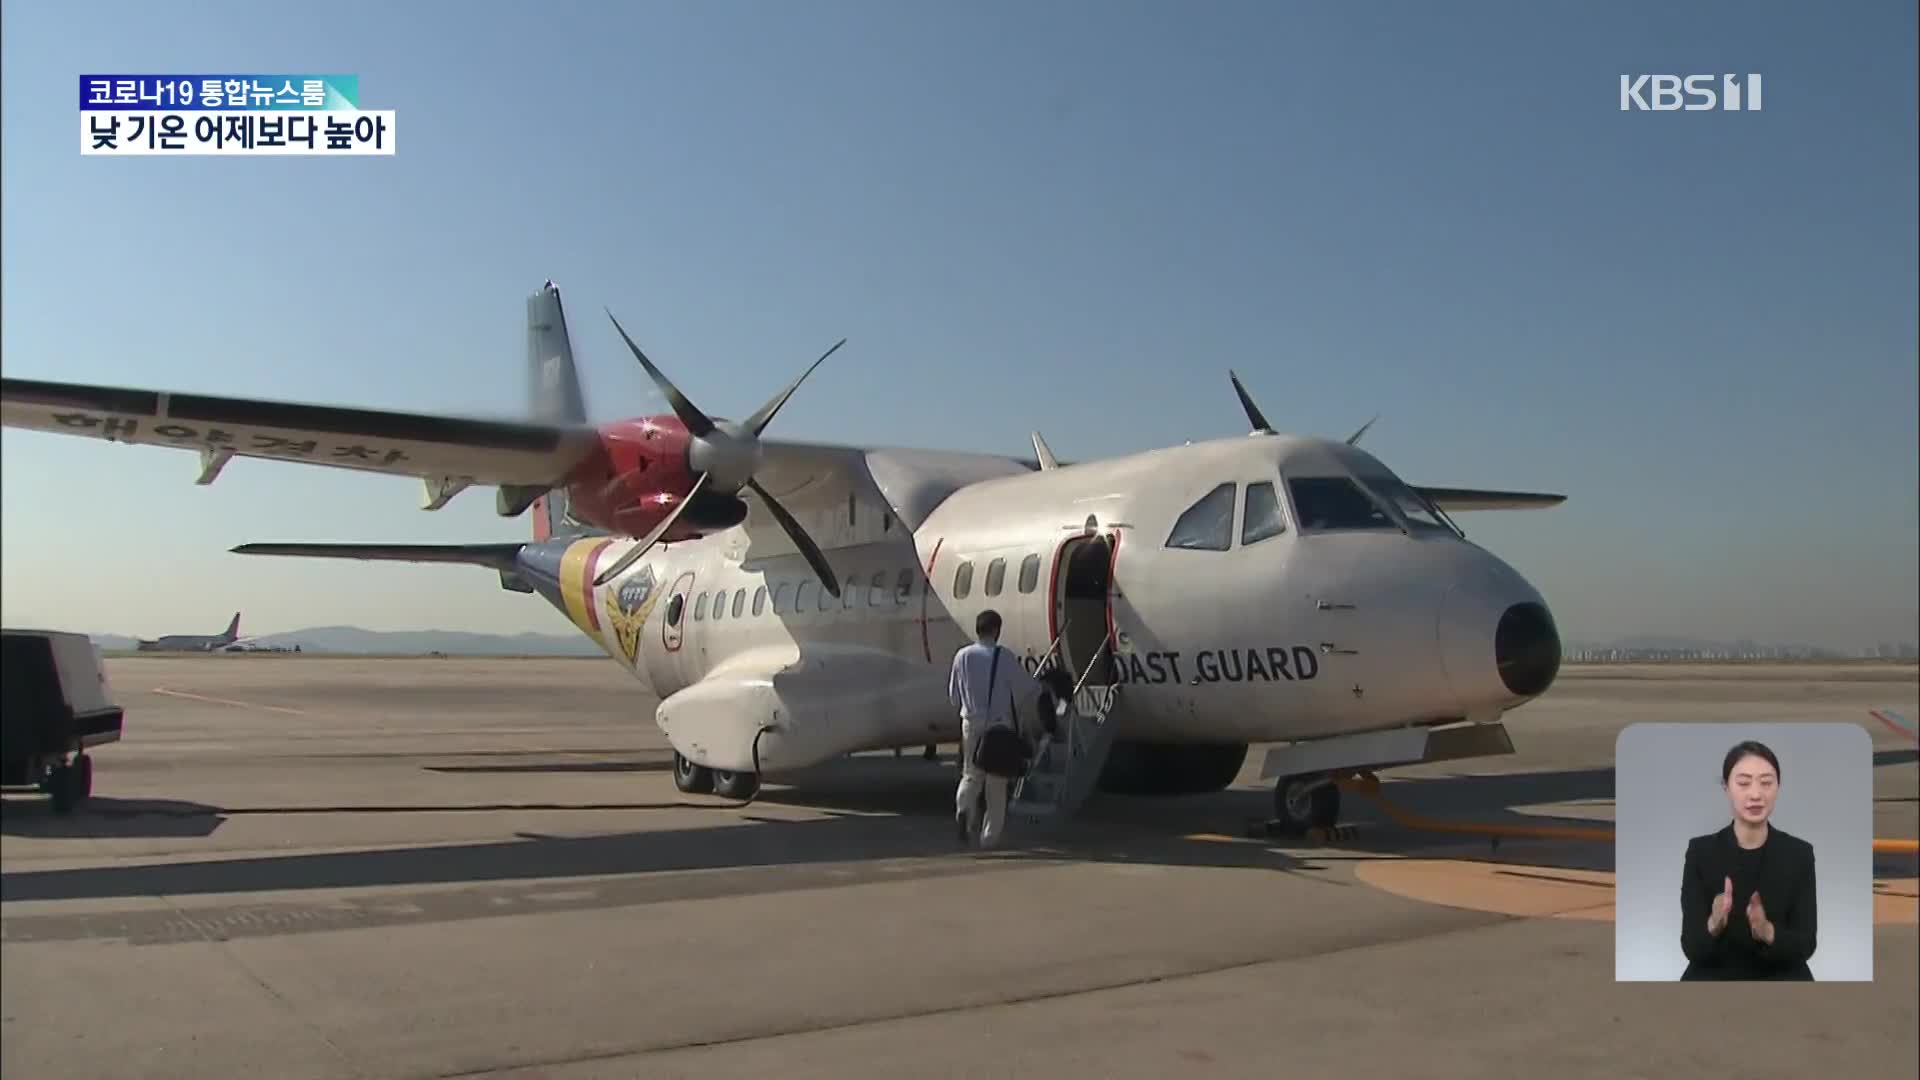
xmin=1679 ymin=739 xmax=1817 ymax=980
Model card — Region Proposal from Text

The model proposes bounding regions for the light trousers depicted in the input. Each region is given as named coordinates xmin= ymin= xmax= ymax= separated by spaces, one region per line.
xmin=955 ymin=718 xmax=1008 ymax=848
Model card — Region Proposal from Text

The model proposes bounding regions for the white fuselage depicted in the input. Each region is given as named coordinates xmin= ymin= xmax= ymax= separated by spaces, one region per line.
xmin=553 ymin=434 xmax=1559 ymax=775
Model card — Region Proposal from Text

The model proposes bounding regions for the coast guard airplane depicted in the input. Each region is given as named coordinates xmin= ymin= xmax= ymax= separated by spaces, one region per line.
xmin=0 ymin=282 xmax=1565 ymax=829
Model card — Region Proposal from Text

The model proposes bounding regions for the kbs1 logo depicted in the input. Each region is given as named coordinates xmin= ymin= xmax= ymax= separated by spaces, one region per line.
xmin=1619 ymin=74 xmax=1763 ymax=112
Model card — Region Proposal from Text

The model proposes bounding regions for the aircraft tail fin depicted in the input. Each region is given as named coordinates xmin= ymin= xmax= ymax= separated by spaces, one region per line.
xmin=224 ymin=612 xmax=240 ymax=640
xmin=524 ymin=281 xmax=599 ymax=542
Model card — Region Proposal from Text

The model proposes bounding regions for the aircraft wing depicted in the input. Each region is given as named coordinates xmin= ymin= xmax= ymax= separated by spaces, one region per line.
xmin=1 ymin=377 xmax=600 ymax=488
xmin=1414 ymin=486 xmax=1566 ymax=511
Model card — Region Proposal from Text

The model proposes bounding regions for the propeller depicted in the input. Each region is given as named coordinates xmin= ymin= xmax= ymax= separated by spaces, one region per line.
xmin=1227 ymin=371 xmax=1378 ymax=446
xmin=590 ymin=312 xmax=846 ymax=594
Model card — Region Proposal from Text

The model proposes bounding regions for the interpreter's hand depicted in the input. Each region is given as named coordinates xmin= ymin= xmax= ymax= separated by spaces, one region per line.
xmin=1707 ymin=876 xmax=1734 ymax=936
xmin=1747 ymin=890 xmax=1775 ymax=945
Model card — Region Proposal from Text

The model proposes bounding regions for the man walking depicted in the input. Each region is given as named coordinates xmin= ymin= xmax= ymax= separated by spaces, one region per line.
xmin=948 ymin=609 xmax=1042 ymax=848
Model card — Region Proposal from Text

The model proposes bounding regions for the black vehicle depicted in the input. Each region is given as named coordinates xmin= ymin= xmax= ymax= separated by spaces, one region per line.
xmin=2 ymin=628 xmax=124 ymax=813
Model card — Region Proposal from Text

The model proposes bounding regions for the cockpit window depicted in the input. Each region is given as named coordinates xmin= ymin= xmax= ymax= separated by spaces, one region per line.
xmin=1351 ymin=469 xmax=1457 ymax=534
xmin=1286 ymin=476 xmax=1398 ymax=531
xmin=1242 ymin=482 xmax=1287 ymax=544
xmin=1166 ymin=482 xmax=1236 ymax=551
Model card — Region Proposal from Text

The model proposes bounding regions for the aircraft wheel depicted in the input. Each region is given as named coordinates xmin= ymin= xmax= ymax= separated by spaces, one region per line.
xmin=75 ymin=753 xmax=94 ymax=800
xmin=1272 ymin=775 xmax=1339 ymax=834
xmin=712 ymin=769 xmax=760 ymax=800
xmin=48 ymin=764 xmax=76 ymax=815
xmin=672 ymin=751 xmax=714 ymax=795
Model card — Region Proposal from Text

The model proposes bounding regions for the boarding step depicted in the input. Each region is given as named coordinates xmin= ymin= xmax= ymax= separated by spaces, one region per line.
xmin=1010 ymin=679 xmax=1122 ymax=827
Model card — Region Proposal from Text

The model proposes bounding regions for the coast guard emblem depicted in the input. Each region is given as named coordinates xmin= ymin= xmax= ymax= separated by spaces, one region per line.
xmin=603 ymin=564 xmax=660 ymax=664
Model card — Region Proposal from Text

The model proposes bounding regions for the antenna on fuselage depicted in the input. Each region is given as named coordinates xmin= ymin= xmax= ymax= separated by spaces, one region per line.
xmin=1226 ymin=370 xmax=1381 ymax=445
xmin=1227 ymin=370 xmax=1274 ymax=435
xmin=1031 ymin=431 xmax=1058 ymax=470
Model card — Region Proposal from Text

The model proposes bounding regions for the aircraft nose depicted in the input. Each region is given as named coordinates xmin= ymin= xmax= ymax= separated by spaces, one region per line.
xmin=1437 ymin=549 xmax=1561 ymax=714
xmin=1494 ymin=601 xmax=1561 ymax=697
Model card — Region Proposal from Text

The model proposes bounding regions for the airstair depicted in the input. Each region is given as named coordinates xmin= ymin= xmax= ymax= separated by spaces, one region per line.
xmin=1008 ymin=641 xmax=1122 ymax=826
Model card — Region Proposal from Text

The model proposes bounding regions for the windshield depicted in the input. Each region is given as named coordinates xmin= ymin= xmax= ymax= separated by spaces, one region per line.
xmin=1285 ymin=476 xmax=1399 ymax=531
xmin=1351 ymin=468 xmax=1458 ymax=535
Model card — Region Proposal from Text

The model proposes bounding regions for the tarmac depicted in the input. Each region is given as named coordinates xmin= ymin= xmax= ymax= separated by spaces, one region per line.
xmin=2 ymin=656 xmax=1915 ymax=1080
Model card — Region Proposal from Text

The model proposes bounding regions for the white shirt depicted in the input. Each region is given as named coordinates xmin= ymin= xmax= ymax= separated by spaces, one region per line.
xmin=948 ymin=638 xmax=1040 ymax=726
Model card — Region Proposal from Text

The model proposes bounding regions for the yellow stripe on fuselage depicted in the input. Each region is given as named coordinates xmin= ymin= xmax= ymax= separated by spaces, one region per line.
xmin=558 ymin=538 xmax=610 ymax=637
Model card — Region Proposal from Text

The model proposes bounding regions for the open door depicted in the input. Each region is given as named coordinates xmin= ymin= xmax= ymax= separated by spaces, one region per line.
xmin=1050 ymin=531 xmax=1118 ymax=696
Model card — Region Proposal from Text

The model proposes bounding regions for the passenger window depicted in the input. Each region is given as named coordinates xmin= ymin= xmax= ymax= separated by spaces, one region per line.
xmin=843 ymin=577 xmax=859 ymax=609
xmin=773 ymin=582 xmax=790 ymax=614
xmin=1287 ymin=476 xmax=1396 ymax=532
xmin=985 ymin=558 xmax=1006 ymax=596
xmin=667 ymin=594 xmax=684 ymax=626
xmin=954 ymin=561 xmax=973 ymax=598
xmin=1166 ymin=482 xmax=1236 ymax=551
xmin=1018 ymin=554 xmax=1040 ymax=593
xmin=895 ymin=568 xmax=913 ymax=605
xmin=711 ymin=590 xmax=726 ymax=621
xmin=869 ymin=572 xmax=888 ymax=607
xmin=732 ymin=590 xmax=746 ymax=618
xmin=753 ymin=587 xmax=767 ymax=616
xmin=818 ymin=580 xmax=834 ymax=611
xmin=796 ymin=579 xmax=815 ymax=612
xmin=695 ymin=592 xmax=709 ymax=620
xmin=1243 ymin=482 xmax=1287 ymax=545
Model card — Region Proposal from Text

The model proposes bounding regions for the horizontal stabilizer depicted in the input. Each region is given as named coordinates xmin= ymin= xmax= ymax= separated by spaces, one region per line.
xmin=1414 ymin=486 xmax=1565 ymax=511
xmin=230 ymin=542 xmax=525 ymax=572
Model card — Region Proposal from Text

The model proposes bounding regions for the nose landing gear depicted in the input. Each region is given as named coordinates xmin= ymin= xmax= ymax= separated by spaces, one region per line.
xmin=1271 ymin=773 xmax=1342 ymax=835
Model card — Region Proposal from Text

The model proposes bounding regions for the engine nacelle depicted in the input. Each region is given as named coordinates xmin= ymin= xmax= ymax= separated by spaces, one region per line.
xmin=559 ymin=414 xmax=747 ymax=543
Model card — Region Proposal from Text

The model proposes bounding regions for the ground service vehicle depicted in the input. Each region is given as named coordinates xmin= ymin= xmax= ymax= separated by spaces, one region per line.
xmin=1 ymin=628 xmax=123 ymax=813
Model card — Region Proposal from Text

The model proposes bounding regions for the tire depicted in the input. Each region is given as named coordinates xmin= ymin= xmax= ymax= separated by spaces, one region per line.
xmin=1272 ymin=775 xmax=1340 ymax=833
xmin=48 ymin=764 xmax=75 ymax=815
xmin=712 ymin=769 xmax=760 ymax=800
xmin=75 ymin=753 xmax=94 ymax=800
xmin=672 ymin=751 xmax=714 ymax=794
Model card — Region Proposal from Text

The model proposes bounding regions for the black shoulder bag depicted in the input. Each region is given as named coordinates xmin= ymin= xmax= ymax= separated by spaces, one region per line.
xmin=970 ymin=646 xmax=1032 ymax=779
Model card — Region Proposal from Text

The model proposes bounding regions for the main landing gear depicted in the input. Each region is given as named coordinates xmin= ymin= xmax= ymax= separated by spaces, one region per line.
xmin=672 ymin=750 xmax=760 ymax=800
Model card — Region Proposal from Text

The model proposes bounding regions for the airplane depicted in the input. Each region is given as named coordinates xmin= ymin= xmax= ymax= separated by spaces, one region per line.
xmin=0 ymin=281 xmax=1567 ymax=830
xmin=135 ymin=611 xmax=246 ymax=652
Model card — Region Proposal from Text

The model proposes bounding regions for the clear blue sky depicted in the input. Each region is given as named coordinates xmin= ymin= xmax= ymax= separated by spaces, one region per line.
xmin=3 ymin=1 xmax=1915 ymax=649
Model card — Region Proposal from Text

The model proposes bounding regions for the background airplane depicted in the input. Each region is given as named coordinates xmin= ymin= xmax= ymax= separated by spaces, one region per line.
xmin=134 ymin=611 xmax=247 ymax=652
xmin=0 ymin=282 xmax=1568 ymax=828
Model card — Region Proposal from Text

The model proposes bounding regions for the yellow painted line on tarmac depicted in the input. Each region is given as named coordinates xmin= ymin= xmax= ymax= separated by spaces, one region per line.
xmin=151 ymin=687 xmax=307 ymax=716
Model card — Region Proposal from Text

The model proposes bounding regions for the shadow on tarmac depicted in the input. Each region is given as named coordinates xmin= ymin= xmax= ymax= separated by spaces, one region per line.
xmin=5 ymin=747 xmax=1911 ymax=905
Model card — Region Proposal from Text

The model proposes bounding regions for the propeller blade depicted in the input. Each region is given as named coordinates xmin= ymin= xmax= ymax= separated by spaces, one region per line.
xmin=1345 ymin=414 xmax=1379 ymax=445
xmin=1227 ymin=370 xmax=1273 ymax=434
xmin=593 ymin=472 xmax=711 ymax=587
xmin=605 ymin=310 xmax=715 ymax=437
xmin=743 ymin=338 xmax=845 ymax=436
xmin=745 ymin=477 xmax=840 ymax=597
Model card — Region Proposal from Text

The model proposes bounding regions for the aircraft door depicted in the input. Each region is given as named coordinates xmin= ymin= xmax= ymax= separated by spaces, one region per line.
xmin=1049 ymin=532 xmax=1118 ymax=700
xmin=644 ymin=571 xmax=697 ymax=697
